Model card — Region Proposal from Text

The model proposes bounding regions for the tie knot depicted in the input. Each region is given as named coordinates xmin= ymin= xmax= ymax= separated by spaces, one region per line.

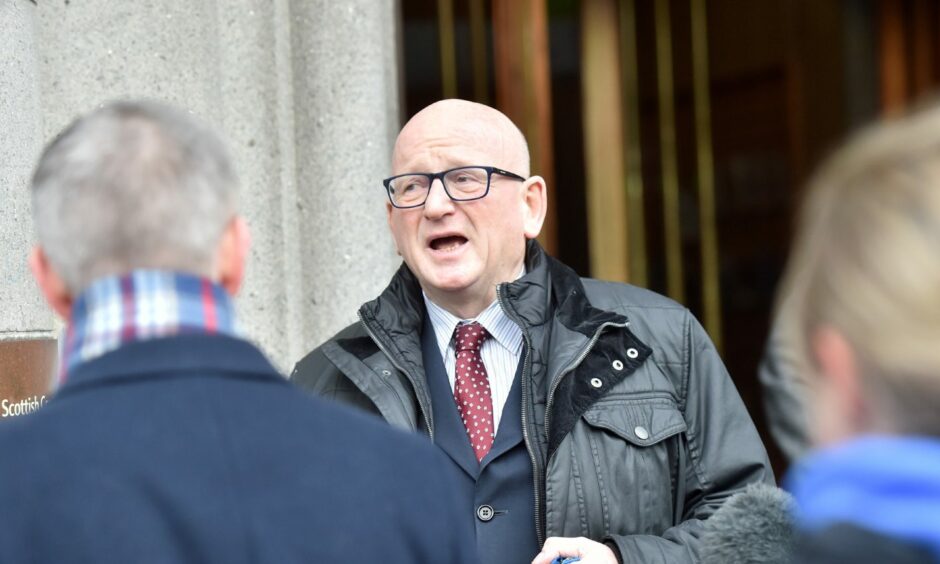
xmin=455 ymin=321 xmax=489 ymax=352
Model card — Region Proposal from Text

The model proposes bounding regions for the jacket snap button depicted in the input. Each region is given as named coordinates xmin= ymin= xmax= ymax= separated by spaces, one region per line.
xmin=611 ymin=359 xmax=624 ymax=371
xmin=590 ymin=377 xmax=603 ymax=388
xmin=634 ymin=425 xmax=649 ymax=440
xmin=626 ymin=348 xmax=639 ymax=359
xmin=381 ymin=369 xmax=392 ymax=376
xmin=477 ymin=504 xmax=495 ymax=522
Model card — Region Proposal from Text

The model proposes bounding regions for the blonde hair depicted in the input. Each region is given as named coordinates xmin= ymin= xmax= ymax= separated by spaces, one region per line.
xmin=779 ymin=102 xmax=940 ymax=435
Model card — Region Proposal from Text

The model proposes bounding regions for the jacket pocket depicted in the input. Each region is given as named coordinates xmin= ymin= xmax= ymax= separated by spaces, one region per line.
xmin=582 ymin=396 xmax=687 ymax=446
xmin=561 ymin=396 xmax=687 ymax=539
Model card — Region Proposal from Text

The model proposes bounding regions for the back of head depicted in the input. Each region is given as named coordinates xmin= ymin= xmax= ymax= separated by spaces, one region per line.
xmin=31 ymin=100 xmax=238 ymax=293
xmin=780 ymin=101 xmax=940 ymax=436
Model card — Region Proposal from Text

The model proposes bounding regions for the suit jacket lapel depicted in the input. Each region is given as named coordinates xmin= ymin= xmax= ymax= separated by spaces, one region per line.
xmin=480 ymin=352 xmax=524 ymax=468
xmin=421 ymin=315 xmax=480 ymax=479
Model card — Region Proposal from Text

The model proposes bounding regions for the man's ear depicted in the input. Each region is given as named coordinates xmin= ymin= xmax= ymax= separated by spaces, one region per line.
xmin=811 ymin=326 xmax=868 ymax=444
xmin=216 ymin=216 xmax=251 ymax=296
xmin=28 ymin=246 xmax=74 ymax=319
xmin=521 ymin=175 xmax=547 ymax=239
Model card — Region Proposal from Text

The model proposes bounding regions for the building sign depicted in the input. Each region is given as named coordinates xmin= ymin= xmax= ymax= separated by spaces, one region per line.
xmin=0 ymin=339 xmax=56 ymax=420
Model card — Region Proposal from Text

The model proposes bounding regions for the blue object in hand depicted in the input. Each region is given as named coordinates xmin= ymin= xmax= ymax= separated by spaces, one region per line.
xmin=550 ymin=558 xmax=581 ymax=564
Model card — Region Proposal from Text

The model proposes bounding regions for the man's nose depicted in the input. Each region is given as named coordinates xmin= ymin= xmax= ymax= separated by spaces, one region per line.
xmin=423 ymin=178 xmax=455 ymax=218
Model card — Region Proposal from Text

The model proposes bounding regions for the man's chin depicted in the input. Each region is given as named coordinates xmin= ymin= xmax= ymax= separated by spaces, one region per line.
xmin=417 ymin=269 xmax=479 ymax=298
xmin=426 ymin=277 xmax=474 ymax=294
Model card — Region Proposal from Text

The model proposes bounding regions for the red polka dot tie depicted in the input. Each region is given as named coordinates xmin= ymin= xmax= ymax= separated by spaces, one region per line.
xmin=453 ymin=322 xmax=494 ymax=462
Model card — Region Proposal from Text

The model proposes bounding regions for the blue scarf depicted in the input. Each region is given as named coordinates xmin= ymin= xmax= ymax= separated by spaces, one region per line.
xmin=786 ymin=435 xmax=940 ymax=558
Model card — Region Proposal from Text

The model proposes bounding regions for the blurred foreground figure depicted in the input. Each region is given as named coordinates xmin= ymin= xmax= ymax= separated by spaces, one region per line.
xmin=779 ymin=103 xmax=940 ymax=563
xmin=0 ymin=100 xmax=476 ymax=564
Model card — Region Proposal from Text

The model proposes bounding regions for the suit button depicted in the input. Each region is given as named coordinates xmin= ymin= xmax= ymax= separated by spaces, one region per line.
xmin=477 ymin=504 xmax=495 ymax=522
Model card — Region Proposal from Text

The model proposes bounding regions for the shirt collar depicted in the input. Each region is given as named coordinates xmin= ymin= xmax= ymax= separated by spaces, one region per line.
xmin=422 ymin=267 xmax=525 ymax=355
xmin=61 ymin=270 xmax=239 ymax=382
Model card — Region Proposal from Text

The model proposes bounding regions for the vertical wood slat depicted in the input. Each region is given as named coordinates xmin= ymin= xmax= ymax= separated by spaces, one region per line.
xmin=620 ymin=0 xmax=648 ymax=288
xmin=654 ymin=0 xmax=684 ymax=302
xmin=581 ymin=0 xmax=630 ymax=283
xmin=437 ymin=0 xmax=458 ymax=98
xmin=492 ymin=0 xmax=558 ymax=255
xmin=911 ymin=0 xmax=933 ymax=97
xmin=469 ymin=0 xmax=489 ymax=103
xmin=690 ymin=0 xmax=722 ymax=350
xmin=879 ymin=0 xmax=907 ymax=115
xmin=492 ymin=2 xmax=525 ymax=121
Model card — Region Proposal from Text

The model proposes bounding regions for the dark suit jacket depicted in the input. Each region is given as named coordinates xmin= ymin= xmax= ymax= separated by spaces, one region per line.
xmin=0 ymin=334 xmax=476 ymax=564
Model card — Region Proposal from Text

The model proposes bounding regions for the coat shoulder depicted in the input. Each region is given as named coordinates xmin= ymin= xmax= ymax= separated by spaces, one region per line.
xmin=579 ymin=278 xmax=694 ymax=358
xmin=580 ymin=278 xmax=687 ymax=316
xmin=291 ymin=321 xmax=372 ymax=381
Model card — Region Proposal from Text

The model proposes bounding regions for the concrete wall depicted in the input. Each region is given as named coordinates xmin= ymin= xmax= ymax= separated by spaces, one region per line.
xmin=0 ymin=0 xmax=401 ymax=371
xmin=1 ymin=0 xmax=50 ymax=340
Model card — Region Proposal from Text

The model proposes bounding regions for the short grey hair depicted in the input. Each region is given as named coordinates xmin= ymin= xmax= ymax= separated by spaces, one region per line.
xmin=31 ymin=100 xmax=238 ymax=292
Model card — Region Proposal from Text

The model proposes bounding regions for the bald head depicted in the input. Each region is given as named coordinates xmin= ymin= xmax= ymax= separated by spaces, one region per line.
xmin=384 ymin=99 xmax=547 ymax=318
xmin=392 ymin=99 xmax=530 ymax=177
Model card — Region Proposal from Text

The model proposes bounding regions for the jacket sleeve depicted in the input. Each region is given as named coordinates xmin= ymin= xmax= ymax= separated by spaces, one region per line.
xmin=291 ymin=347 xmax=339 ymax=395
xmin=290 ymin=344 xmax=382 ymax=415
xmin=606 ymin=312 xmax=775 ymax=563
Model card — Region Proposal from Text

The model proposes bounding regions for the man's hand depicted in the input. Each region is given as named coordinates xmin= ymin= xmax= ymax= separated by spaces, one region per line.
xmin=531 ymin=536 xmax=619 ymax=564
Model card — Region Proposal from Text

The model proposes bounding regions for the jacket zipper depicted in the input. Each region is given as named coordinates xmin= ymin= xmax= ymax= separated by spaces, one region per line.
xmin=544 ymin=321 xmax=629 ymax=443
xmin=358 ymin=311 xmax=434 ymax=439
xmin=496 ymin=284 xmax=544 ymax=548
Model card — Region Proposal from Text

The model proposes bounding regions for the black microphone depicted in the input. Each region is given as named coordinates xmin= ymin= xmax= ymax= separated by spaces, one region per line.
xmin=700 ymin=483 xmax=795 ymax=564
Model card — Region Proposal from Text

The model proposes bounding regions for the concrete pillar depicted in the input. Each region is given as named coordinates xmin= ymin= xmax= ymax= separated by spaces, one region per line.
xmin=0 ymin=0 xmax=57 ymax=416
xmin=0 ymin=0 xmax=51 ymax=339
xmin=0 ymin=0 xmax=401 ymax=373
xmin=289 ymin=0 xmax=402 ymax=360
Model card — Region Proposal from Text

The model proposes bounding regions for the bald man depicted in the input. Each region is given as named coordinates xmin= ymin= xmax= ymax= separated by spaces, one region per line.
xmin=292 ymin=99 xmax=773 ymax=564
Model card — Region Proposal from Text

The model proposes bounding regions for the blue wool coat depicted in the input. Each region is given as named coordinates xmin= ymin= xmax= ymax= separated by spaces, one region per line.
xmin=0 ymin=334 xmax=477 ymax=564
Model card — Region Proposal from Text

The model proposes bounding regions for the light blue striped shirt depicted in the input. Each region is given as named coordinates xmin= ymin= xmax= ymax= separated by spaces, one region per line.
xmin=423 ymin=288 xmax=524 ymax=432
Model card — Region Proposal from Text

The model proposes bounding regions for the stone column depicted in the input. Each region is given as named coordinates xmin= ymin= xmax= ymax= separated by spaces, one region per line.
xmin=0 ymin=0 xmax=51 ymax=340
xmin=0 ymin=0 xmax=401 ymax=374
xmin=289 ymin=0 xmax=402 ymax=359
xmin=0 ymin=0 xmax=58 ymax=418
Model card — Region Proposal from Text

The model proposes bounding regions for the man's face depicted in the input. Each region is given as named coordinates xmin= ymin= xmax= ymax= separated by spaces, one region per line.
xmin=386 ymin=105 xmax=542 ymax=313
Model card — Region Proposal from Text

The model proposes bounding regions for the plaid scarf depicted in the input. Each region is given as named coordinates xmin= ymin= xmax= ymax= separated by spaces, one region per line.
xmin=60 ymin=270 xmax=239 ymax=382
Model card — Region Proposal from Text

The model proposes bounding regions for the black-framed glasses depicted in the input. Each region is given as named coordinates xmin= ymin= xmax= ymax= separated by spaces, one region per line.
xmin=383 ymin=165 xmax=527 ymax=209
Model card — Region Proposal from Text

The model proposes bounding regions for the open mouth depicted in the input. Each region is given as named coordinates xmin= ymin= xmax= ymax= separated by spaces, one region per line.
xmin=429 ymin=235 xmax=468 ymax=252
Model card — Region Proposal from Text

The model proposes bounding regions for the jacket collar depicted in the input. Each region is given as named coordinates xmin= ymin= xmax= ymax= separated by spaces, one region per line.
xmin=59 ymin=334 xmax=281 ymax=396
xmin=514 ymin=240 xmax=629 ymax=335
xmin=356 ymin=240 xmax=638 ymax=442
xmin=359 ymin=240 xmax=628 ymax=347
xmin=60 ymin=270 xmax=239 ymax=383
